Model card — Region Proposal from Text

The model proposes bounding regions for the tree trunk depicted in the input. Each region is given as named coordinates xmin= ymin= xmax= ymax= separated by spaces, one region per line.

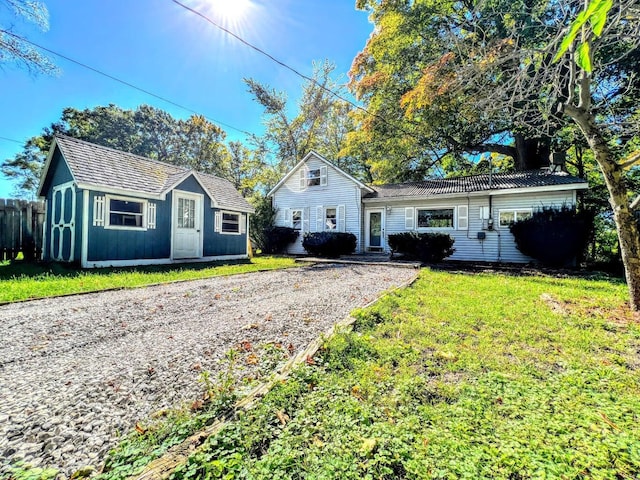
xmin=513 ymin=134 xmax=551 ymax=170
xmin=566 ymin=105 xmax=640 ymax=311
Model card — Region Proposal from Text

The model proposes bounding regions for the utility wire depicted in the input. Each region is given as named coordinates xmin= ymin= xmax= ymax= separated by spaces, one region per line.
xmin=170 ymin=0 xmax=403 ymax=132
xmin=1 ymin=30 xmax=252 ymax=137
xmin=0 ymin=136 xmax=24 ymax=145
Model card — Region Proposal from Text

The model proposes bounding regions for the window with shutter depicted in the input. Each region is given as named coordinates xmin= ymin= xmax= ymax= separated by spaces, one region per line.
xmin=457 ymin=205 xmax=468 ymax=230
xmin=404 ymin=207 xmax=414 ymax=230
xmin=93 ymin=196 xmax=105 ymax=226
xmin=147 ymin=203 xmax=157 ymax=229
xmin=337 ymin=205 xmax=346 ymax=232
xmin=320 ymin=166 xmax=328 ymax=186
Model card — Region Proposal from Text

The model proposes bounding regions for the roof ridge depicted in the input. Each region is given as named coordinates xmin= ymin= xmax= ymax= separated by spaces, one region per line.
xmin=54 ymin=134 xmax=189 ymax=173
xmin=368 ymin=169 xmax=577 ymax=189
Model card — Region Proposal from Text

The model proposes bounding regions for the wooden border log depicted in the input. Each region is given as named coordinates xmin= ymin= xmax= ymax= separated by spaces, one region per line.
xmin=127 ymin=272 xmax=420 ymax=480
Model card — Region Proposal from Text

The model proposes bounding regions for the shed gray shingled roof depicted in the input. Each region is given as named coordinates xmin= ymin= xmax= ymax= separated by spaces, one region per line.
xmin=54 ymin=135 xmax=254 ymax=212
xmin=364 ymin=170 xmax=587 ymax=199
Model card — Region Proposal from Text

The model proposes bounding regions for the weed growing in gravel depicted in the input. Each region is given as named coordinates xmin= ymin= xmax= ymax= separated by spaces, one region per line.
xmin=167 ymin=270 xmax=640 ymax=479
xmin=3 ymin=462 xmax=58 ymax=480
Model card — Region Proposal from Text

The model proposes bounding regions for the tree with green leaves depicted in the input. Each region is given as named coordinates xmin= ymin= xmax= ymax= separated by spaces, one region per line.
xmin=0 ymin=0 xmax=57 ymax=74
xmin=246 ymin=60 xmax=372 ymax=183
xmin=1 ymin=104 xmax=234 ymax=197
xmin=349 ymin=0 xmax=563 ymax=182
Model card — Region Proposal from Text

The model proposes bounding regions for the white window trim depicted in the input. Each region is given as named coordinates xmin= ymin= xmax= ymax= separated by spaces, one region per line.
xmin=415 ymin=206 xmax=456 ymax=230
xmin=291 ymin=208 xmax=303 ymax=231
xmin=218 ymin=210 xmax=242 ymax=235
xmin=498 ymin=208 xmax=533 ymax=229
xmin=104 ymin=194 xmax=148 ymax=231
xmin=299 ymin=165 xmax=328 ymax=190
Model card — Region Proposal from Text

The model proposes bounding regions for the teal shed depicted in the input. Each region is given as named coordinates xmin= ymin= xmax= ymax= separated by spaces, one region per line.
xmin=37 ymin=135 xmax=255 ymax=268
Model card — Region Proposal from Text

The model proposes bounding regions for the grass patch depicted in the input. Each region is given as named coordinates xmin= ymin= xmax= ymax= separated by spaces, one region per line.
xmin=0 ymin=256 xmax=297 ymax=303
xmin=116 ymin=269 xmax=640 ymax=480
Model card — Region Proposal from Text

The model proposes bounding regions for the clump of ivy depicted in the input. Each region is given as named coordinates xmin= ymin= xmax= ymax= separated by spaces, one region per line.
xmin=509 ymin=205 xmax=594 ymax=266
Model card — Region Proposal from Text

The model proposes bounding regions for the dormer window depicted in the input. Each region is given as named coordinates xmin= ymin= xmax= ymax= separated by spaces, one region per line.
xmin=299 ymin=166 xmax=328 ymax=189
xmin=307 ymin=169 xmax=321 ymax=186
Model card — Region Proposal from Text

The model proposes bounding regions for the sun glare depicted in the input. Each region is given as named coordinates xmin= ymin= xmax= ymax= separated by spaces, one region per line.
xmin=211 ymin=0 xmax=252 ymax=22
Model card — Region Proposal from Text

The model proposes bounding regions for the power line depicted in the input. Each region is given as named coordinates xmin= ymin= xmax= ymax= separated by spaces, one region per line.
xmin=1 ymin=30 xmax=252 ymax=137
xmin=170 ymin=0 xmax=399 ymax=131
xmin=0 ymin=136 xmax=24 ymax=145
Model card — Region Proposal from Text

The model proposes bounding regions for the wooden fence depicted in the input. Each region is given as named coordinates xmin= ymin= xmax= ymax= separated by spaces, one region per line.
xmin=0 ymin=198 xmax=46 ymax=261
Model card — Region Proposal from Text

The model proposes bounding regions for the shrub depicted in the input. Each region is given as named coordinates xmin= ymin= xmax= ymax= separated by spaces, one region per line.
xmin=509 ymin=206 xmax=594 ymax=267
xmin=388 ymin=232 xmax=455 ymax=263
xmin=249 ymin=197 xmax=277 ymax=253
xmin=262 ymin=227 xmax=299 ymax=254
xmin=302 ymin=232 xmax=357 ymax=258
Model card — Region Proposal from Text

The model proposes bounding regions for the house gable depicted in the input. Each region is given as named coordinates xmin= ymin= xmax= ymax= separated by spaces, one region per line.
xmin=267 ymin=151 xmax=373 ymax=197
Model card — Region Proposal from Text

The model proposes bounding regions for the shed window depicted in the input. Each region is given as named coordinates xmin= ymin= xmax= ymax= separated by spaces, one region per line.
xmin=108 ymin=198 xmax=145 ymax=229
xmin=221 ymin=212 xmax=240 ymax=234
xmin=499 ymin=209 xmax=532 ymax=228
xmin=417 ymin=208 xmax=454 ymax=228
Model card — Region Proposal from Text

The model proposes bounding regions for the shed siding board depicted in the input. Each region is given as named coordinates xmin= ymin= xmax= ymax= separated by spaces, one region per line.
xmin=272 ymin=155 xmax=364 ymax=254
xmin=381 ymin=189 xmax=578 ymax=263
xmin=74 ymin=189 xmax=83 ymax=262
xmin=86 ymin=191 xmax=171 ymax=262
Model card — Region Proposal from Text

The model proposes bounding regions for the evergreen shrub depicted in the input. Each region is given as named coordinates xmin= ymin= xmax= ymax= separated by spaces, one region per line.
xmin=388 ymin=232 xmax=455 ymax=262
xmin=262 ymin=227 xmax=299 ymax=254
xmin=302 ymin=232 xmax=357 ymax=258
xmin=509 ymin=206 xmax=594 ymax=266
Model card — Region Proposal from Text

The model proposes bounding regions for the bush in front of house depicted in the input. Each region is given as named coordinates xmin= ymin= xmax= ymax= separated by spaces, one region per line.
xmin=302 ymin=232 xmax=357 ymax=258
xmin=249 ymin=196 xmax=277 ymax=253
xmin=262 ymin=226 xmax=299 ymax=254
xmin=388 ymin=232 xmax=455 ymax=263
xmin=509 ymin=205 xmax=594 ymax=267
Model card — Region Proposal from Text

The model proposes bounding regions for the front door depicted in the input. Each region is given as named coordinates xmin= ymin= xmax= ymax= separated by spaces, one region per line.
xmin=366 ymin=209 xmax=384 ymax=251
xmin=173 ymin=192 xmax=203 ymax=259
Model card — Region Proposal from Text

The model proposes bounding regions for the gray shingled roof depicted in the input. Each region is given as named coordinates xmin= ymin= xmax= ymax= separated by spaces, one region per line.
xmin=53 ymin=135 xmax=254 ymax=212
xmin=365 ymin=170 xmax=587 ymax=199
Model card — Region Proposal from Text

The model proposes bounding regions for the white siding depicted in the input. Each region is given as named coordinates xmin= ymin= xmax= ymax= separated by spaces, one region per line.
xmin=381 ymin=190 xmax=578 ymax=263
xmin=271 ymin=155 xmax=364 ymax=254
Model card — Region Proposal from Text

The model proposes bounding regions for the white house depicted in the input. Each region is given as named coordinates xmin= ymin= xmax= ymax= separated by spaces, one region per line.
xmin=268 ymin=151 xmax=589 ymax=263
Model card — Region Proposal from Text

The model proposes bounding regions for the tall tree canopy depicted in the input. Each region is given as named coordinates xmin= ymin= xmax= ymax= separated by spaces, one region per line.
xmin=0 ymin=0 xmax=56 ymax=74
xmin=348 ymin=0 xmax=580 ymax=181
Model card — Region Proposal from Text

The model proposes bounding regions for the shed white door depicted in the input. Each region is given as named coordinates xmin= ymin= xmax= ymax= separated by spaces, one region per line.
xmin=173 ymin=192 xmax=203 ymax=259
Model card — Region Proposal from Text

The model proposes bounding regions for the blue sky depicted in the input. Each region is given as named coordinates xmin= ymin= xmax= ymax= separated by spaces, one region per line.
xmin=0 ymin=0 xmax=373 ymax=198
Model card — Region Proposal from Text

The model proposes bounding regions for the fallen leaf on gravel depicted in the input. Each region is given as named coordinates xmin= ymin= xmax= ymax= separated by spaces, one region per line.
xmin=264 ymin=313 xmax=273 ymax=321
xmin=214 ymin=293 xmax=222 ymax=300
xmin=305 ymin=356 xmax=315 ymax=365
xmin=242 ymin=323 xmax=259 ymax=330
xmin=246 ymin=353 xmax=259 ymax=365
xmin=240 ymin=341 xmax=253 ymax=351
xmin=287 ymin=343 xmax=295 ymax=355
xmin=191 ymin=399 xmax=204 ymax=411
xmin=191 ymin=363 xmax=202 ymax=371
xmin=135 ymin=422 xmax=147 ymax=434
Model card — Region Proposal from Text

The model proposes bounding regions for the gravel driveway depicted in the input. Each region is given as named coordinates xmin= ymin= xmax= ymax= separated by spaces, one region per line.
xmin=0 ymin=263 xmax=417 ymax=477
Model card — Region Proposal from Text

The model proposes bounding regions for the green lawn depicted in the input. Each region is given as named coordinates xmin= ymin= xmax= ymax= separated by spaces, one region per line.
xmin=0 ymin=256 xmax=298 ymax=303
xmin=9 ymin=268 xmax=640 ymax=480
xmin=100 ymin=269 xmax=639 ymax=480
